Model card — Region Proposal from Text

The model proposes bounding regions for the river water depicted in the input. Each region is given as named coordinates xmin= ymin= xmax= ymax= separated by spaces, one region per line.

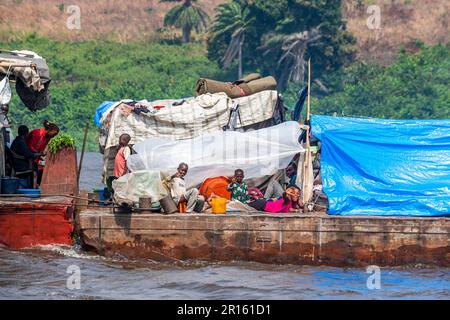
xmin=0 ymin=153 xmax=449 ymax=300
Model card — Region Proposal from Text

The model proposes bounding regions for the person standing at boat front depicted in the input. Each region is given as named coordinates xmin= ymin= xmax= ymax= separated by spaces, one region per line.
xmin=104 ymin=133 xmax=135 ymax=199
xmin=26 ymin=120 xmax=59 ymax=185
xmin=113 ymin=133 xmax=132 ymax=178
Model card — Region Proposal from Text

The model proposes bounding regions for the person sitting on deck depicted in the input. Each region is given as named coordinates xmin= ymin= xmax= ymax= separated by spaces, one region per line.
xmin=248 ymin=186 xmax=303 ymax=213
xmin=26 ymin=120 xmax=59 ymax=185
xmin=10 ymin=125 xmax=45 ymax=188
xmin=227 ymin=169 xmax=251 ymax=203
xmin=264 ymin=162 xmax=298 ymax=199
xmin=166 ymin=162 xmax=204 ymax=213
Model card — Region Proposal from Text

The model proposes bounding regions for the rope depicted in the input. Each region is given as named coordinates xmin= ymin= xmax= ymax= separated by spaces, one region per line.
xmin=0 ymin=193 xmax=113 ymax=205
xmin=0 ymin=203 xmax=110 ymax=209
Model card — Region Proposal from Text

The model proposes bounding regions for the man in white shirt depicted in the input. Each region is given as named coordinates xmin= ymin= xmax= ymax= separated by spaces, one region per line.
xmin=166 ymin=162 xmax=204 ymax=213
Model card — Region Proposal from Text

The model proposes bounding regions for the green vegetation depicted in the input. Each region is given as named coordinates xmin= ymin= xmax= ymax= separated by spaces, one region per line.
xmin=3 ymin=33 xmax=220 ymax=151
xmin=208 ymin=0 xmax=356 ymax=88
xmin=57 ymin=3 xmax=64 ymax=13
xmin=48 ymin=133 xmax=75 ymax=154
xmin=3 ymin=34 xmax=449 ymax=153
xmin=312 ymin=42 xmax=450 ymax=119
xmin=211 ymin=1 xmax=256 ymax=79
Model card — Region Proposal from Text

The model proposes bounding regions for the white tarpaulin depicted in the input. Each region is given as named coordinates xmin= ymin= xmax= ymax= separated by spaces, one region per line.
xmin=112 ymin=170 xmax=168 ymax=204
xmin=127 ymin=121 xmax=304 ymax=189
xmin=101 ymin=90 xmax=279 ymax=150
xmin=99 ymin=90 xmax=280 ymax=182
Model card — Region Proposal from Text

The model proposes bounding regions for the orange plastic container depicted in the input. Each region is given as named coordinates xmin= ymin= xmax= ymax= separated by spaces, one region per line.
xmin=178 ymin=201 xmax=186 ymax=213
xmin=211 ymin=198 xmax=227 ymax=214
xmin=199 ymin=176 xmax=231 ymax=200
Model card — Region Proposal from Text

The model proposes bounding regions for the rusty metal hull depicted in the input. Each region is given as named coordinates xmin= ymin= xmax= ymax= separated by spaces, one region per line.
xmin=0 ymin=196 xmax=74 ymax=248
xmin=79 ymin=210 xmax=450 ymax=267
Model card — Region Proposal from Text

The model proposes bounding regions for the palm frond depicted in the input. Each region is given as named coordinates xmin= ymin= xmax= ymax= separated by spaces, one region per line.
xmin=164 ymin=3 xmax=210 ymax=32
xmin=211 ymin=1 xmax=255 ymax=70
xmin=262 ymin=25 xmax=323 ymax=84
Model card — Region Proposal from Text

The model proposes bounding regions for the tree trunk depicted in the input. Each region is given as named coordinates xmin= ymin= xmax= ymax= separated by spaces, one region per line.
xmin=238 ymin=38 xmax=243 ymax=79
xmin=182 ymin=25 xmax=191 ymax=43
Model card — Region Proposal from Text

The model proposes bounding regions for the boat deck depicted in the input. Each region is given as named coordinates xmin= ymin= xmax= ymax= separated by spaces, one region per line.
xmin=0 ymin=195 xmax=73 ymax=207
xmin=79 ymin=208 xmax=450 ymax=267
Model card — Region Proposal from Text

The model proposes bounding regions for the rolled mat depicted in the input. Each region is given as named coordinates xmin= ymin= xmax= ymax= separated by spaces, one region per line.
xmin=239 ymin=76 xmax=277 ymax=96
xmin=195 ymin=75 xmax=277 ymax=98
xmin=195 ymin=78 xmax=244 ymax=98
xmin=233 ymin=73 xmax=262 ymax=85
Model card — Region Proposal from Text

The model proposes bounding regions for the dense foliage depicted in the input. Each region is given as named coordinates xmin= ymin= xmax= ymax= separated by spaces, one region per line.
xmin=208 ymin=0 xmax=356 ymax=86
xmin=48 ymin=133 xmax=75 ymax=154
xmin=1 ymin=33 xmax=448 ymax=152
xmin=312 ymin=43 xmax=450 ymax=119
xmin=2 ymin=33 xmax=220 ymax=151
xmin=210 ymin=1 xmax=256 ymax=79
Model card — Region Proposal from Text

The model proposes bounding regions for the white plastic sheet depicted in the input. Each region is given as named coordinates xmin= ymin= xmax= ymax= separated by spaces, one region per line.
xmin=127 ymin=121 xmax=304 ymax=189
xmin=0 ymin=75 xmax=12 ymax=105
xmin=112 ymin=170 xmax=168 ymax=205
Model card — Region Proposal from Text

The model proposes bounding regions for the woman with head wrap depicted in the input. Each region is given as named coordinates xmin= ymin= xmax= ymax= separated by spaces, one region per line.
xmin=248 ymin=186 xmax=303 ymax=213
xmin=26 ymin=120 xmax=59 ymax=185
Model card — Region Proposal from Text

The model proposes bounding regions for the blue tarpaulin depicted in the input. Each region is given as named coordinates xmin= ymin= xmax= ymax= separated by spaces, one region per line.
xmin=311 ymin=115 xmax=450 ymax=216
xmin=94 ymin=101 xmax=115 ymax=127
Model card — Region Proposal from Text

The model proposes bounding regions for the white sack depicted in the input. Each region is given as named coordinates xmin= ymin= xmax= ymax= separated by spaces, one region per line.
xmin=112 ymin=170 xmax=168 ymax=205
xmin=301 ymin=146 xmax=314 ymax=204
xmin=0 ymin=76 xmax=12 ymax=105
xmin=127 ymin=121 xmax=304 ymax=189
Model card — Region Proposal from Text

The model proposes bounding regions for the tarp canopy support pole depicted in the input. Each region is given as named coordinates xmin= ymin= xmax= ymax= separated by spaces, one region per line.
xmin=0 ymin=133 xmax=5 ymax=178
xmin=302 ymin=58 xmax=314 ymax=206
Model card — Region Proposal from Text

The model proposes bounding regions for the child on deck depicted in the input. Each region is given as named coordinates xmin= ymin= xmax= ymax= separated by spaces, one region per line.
xmin=248 ymin=186 xmax=303 ymax=213
xmin=166 ymin=162 xmax=205 ymax=213
xmin=227 ymin=169 xmax=250 ymax=204
xmin=113 ymin=133 xmax=132 ymax=178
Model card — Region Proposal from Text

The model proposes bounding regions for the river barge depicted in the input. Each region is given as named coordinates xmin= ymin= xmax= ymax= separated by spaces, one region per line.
xmin=1 ymin=61 xmax=449 ymax=267
xmin=78 ymin=208 xmax=450 ymax=267
xmin=1 ymin=195 xmax=448 ymax=267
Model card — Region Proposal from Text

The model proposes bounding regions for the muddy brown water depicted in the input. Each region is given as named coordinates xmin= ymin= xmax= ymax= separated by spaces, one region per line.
xmin=0 ymin=153 xmax=448 ymax=300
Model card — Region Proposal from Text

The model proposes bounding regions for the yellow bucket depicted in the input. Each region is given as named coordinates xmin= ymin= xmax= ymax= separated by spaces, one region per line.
xmin=211 ymin=197 xmax=227 ymax=214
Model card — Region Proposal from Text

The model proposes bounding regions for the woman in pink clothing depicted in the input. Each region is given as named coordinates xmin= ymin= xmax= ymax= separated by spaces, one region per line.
xmin=248 ymin=186 xmax=302 ymax=213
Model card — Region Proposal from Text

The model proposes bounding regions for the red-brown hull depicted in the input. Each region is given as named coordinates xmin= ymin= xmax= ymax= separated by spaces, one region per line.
xmin=0 ymin=197 xmax=74 ymax=249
